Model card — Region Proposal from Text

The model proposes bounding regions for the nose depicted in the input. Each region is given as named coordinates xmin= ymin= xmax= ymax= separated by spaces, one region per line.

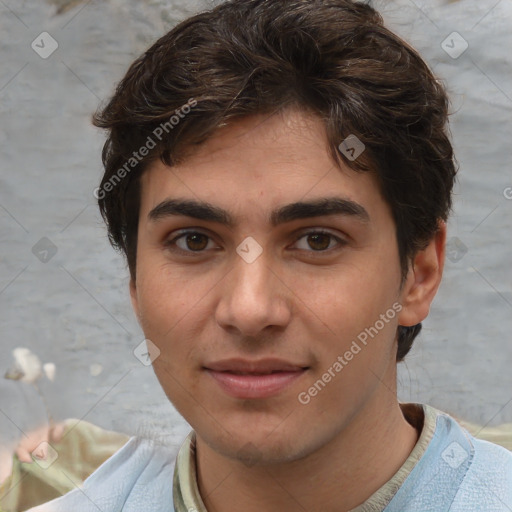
xmin=214 ymin=247 xmax=292 ymax=338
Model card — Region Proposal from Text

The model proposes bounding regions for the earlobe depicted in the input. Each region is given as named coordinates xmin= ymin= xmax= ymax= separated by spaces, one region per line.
xmin=397 ymin=221 xmax=446 ymax=327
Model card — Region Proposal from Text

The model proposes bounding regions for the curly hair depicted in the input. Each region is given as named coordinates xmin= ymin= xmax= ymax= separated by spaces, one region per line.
xmin=92 ymin=0 xmax=457 ymax=361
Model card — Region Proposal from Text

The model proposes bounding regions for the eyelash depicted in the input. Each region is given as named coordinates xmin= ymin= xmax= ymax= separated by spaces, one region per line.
xmin=164 ymin=229 xmax=346 ymax=256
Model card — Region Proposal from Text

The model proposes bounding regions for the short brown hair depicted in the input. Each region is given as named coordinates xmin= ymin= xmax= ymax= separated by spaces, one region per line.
xmin=93 ymin=0 xmax=457 ymax=361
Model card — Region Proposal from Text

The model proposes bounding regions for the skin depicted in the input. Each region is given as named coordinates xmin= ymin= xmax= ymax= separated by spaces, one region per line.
xmin=130 ymin=109 xmax=446 ymax=512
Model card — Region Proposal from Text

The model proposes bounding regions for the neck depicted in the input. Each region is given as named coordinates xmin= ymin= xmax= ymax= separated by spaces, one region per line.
xmin=195 ymin=373 xmax=419 ymax=512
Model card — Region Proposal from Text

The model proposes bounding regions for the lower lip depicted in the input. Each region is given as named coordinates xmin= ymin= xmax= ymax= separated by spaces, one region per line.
xmin=205 ymin=369 xmax=307 ymax=399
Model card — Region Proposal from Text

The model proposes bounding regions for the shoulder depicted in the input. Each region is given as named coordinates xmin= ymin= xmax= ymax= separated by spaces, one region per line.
xmin=26 ymin=435 xmax=178 ymax=512
xmin=449 ymin=435 xmax=512 ymax=511
xmin=431 ymin=407 xmax=512 ymax=511
xmin=386 ymin=404 xmax=512 ymax=512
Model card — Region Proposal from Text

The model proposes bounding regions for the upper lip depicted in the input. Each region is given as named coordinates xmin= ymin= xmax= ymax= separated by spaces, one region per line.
xmin=204 ymin=358 xmax=308 ymax=374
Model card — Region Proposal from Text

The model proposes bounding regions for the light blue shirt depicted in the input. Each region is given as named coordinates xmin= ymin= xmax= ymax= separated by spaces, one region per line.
xmin=27 ymin=404 xmax=512 ymax=511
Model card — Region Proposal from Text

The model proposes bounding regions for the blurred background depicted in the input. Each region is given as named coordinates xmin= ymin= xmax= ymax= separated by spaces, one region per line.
xmin=1 ymin=0 xmax=511 ymax=453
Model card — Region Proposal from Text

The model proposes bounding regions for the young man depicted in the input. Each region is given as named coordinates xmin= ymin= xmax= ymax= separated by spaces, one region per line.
xmin=24 ymin=0 xmax=512 ymax=510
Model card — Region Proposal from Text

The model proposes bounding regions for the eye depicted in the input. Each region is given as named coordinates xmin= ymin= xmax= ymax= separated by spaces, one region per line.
xmin=292 ymin=230 xmax=346 ymax=252
xmin=165 ymin=230 xmax=218 ymax=254
xmin=164 ymin=228 xmax=347 ymax=256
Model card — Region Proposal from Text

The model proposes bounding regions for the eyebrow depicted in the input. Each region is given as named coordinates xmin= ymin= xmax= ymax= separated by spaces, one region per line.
xmin=148 ymin=196 xmax=369 ymax=227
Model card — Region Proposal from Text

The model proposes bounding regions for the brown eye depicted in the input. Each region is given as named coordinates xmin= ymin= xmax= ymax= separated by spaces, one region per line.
xmin=306 ymin=233 xmax=331 ymax=251
xmin=166 ymin=231 xmax=216 ymax=253
xmin=181 ymin=233 xmax=209 ymax=251
xmin=293 ymin=230 xmax=345 ymax=253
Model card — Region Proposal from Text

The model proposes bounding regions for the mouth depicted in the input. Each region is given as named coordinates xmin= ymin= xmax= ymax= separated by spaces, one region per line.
xmin=221 ymin=370 xmax=293 ymax=375
xmin=203 ymin=359 xmax=309 ymax=399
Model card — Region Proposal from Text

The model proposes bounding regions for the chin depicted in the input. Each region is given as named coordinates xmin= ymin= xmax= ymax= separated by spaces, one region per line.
xmin=198 ymin=421 xmax=313 ymax=467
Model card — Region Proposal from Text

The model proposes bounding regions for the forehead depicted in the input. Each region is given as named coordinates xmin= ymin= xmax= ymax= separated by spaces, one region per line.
xmin=138 ymin=109 xmax=386 ymax=223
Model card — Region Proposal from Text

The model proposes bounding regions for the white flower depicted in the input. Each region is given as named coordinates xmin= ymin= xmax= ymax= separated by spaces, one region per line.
xmin=4 ymin=348 xmax=55 ymax=384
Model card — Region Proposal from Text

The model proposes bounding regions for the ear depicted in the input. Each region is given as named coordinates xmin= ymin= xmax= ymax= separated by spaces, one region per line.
xmin=397 ymin=221 xmax=446 ymax=327
xmin=130 ymin=278 xmax=140 ymax=323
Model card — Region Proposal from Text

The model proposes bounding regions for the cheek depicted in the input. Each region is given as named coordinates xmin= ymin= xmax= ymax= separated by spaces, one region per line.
xmin=136 ymin=253 xmax=188 ymax=315
xmin=294 ymin=258 xmax=396 ymax=323
xmin=291 ymin=259 xmax=401 ymax=371
xmin=134 ymin=260 xmax=218 ymax=363
xmin=135 ymin=261 xmax=182 ymax=338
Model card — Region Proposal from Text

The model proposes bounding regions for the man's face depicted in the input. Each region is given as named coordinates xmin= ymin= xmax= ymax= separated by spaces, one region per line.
xmin=131 ymin=109 xmax=409 ymax=464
